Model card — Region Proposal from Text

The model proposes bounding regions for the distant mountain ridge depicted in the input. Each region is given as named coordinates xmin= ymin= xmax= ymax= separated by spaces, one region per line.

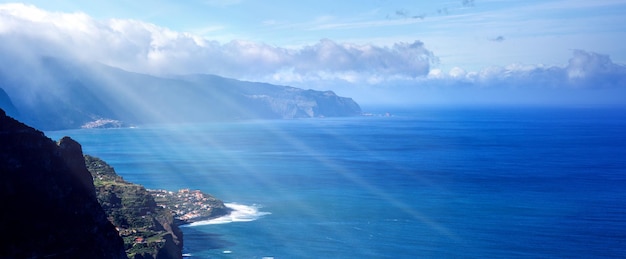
xmin=0 ymin=57 xmax=361 ymax=130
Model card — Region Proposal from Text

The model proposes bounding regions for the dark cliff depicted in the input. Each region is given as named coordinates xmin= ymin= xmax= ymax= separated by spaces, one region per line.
xmin=0 ymin=108 xmax=127 ymax=258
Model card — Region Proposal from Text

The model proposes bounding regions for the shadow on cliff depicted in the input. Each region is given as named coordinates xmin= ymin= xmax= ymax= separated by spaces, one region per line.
xmin=0 ymin=108 xmax=127 ymax=258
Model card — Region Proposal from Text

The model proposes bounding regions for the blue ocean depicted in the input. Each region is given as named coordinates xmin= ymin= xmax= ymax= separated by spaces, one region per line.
xmin=47 ymin=108 xmax=626 ymax=258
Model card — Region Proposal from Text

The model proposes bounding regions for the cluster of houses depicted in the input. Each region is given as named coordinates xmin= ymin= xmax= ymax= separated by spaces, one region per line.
xmin=150 ymin=189 xmax=218 ymax=223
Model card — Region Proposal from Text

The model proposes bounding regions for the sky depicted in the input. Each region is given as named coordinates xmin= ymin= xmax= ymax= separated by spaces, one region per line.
xmin=0 ymin=0 xmax=625 ymax=107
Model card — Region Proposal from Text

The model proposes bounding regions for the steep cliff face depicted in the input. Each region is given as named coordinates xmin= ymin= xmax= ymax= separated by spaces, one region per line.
xmin=85 ymin=155 xmax=184 ymax=259
xmin=85 ymin=154 xmax=235 ymax=259
xmin=0 ymin=109 xmax=127 ymax=258
xmin=177 ymin=74 xmax=362 ymax=120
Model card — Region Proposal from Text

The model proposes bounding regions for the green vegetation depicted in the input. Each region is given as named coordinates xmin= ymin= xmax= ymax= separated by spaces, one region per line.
xmin=85 ymin=155 xmax=180 ymax=259
xmin=85 ymin=155 xmax=230 ymax=258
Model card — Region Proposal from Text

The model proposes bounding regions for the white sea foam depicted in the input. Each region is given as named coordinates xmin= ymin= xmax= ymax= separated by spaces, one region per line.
xmin=185 ymin=203 xmax=271 ymax=226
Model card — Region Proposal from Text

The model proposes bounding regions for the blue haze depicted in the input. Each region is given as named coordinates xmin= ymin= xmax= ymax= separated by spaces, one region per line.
xmin=47 ymin=108 xmax=626 ymax=258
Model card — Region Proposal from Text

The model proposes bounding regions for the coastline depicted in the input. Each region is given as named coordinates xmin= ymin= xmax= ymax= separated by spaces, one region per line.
xmin=183 ymin=202 xmax=271 ymax=226
xmin=148 ymin=189 xmax=233 ymax=226
xmin=85 ymin=155 xmax=233 ymax=258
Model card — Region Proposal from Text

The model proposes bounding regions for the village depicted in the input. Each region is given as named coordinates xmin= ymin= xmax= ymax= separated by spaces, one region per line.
xmin=148 ymin=189 xmax=231 ymax=224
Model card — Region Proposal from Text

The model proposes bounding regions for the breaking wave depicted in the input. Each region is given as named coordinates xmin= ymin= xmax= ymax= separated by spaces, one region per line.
xmin=186 ymin=203 xmax=271 ymax=226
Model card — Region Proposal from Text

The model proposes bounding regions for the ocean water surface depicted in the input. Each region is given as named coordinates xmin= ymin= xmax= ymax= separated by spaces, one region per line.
xmin=47 ymin=108 xmax=626 ymax=258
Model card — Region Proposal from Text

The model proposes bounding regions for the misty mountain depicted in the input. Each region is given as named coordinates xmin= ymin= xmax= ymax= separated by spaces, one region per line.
xmin=0 ymin=87 xmax=17 ymax=116
xmin=0 ymin=57 xmax=361 ymax=130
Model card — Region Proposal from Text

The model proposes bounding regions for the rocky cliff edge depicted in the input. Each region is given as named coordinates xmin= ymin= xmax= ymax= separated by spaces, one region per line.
xmin=0 ymin=108 xmax=127 ymax=258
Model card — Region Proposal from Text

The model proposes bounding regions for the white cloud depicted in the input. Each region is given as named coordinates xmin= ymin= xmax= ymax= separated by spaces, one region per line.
xmin=566 ymin=50 xmax=620 ymax=79
xmin=407 ymin=50 xmax=626 ymax=91
xmin=427 ymin=69 xmax=444 ymax=79
xmin=448 ymin=67 xmax=466 ymax=78
xmin=0 ymin=3 xmax=435 ymax=83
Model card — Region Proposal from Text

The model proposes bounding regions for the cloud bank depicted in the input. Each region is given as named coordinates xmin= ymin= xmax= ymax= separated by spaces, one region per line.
xmin=424 ymin=50 xmax=626 ymax=89
xmin=0 ymin=3 xmax=624 ymax=107
xmin=0 ymin=3 xmax=434 ymax=81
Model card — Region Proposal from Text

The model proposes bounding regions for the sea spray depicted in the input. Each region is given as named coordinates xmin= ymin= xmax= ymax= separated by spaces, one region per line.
xmin=184 ymin=203 xmax=271 ymax=226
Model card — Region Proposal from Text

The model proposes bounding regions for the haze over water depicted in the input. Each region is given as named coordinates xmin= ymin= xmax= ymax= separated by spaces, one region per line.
xmin=2 ymin=1 xmax=624 ymax=257
xmin=48 ymin=107 xmax=626 ymax=258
